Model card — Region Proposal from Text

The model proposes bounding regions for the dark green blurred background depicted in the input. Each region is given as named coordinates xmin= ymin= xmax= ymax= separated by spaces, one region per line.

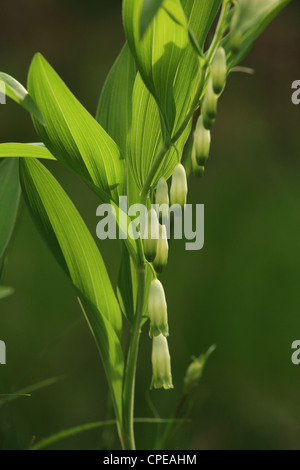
xmin=1 ymin=0 xmax=300 ymax=450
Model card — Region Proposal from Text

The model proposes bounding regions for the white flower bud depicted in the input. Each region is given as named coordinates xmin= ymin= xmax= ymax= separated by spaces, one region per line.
xmin=143 ymin=208 xmax=159 ymax=262
xmin=191 ymin=145 xmax=205 ymax=178
xmin=151 ymin=334 xmax=173 ymax=390
xmin=230 ymin=29 xmax=242 ymax=54
xmin=194 ymin=116 xmax=211 ymax=166
xmin=153 ymin=224 xmax=168 ymax=273
xmin=202 ymin=112 xmax=215 ymax=131
xmin=183 ymin=357 xmax=204 ymax=395
xmin=148 ymin=279 xmax=168 ymax=338
xmin=170 ymin=163 xmax=187 ymax=208
xmin=202 ymin=77 xmax=218 ymax=120
xmin=211 ymin=47 xmax=227 ymax=95
xmin=155 ymin=177 xmax=169 ymax=224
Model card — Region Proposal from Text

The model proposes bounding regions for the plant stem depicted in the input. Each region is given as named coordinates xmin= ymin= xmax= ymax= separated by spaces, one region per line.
xmin=121 ymin=1 xmax=231 ymax=450
xmin=122 ymin=264 xmax=146 ymax=450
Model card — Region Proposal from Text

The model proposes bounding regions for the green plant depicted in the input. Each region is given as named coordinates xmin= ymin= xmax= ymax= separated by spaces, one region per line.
xmin=0 ymin=0 xmax=291 ymax=450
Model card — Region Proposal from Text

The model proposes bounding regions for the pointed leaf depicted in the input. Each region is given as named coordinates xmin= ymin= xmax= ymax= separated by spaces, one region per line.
xmin=123 ymin=0 xmax=189 ymax=135
xmin=95 ymin=43 xmax=141 ymax=205
xmin=128 ymin=73 xmax=191 ymax=190
xmin=170 ymin=0 xmax=221 ymax=132
xmin=182 ymin=0 xmax=222 ymax=49
xmin=96 ymin=43 xmax=135 ymax=158
xmin=0 ymin=72 xmax=45 ymax=124
xmin=0 ymin=377 xmax=60 ymax=408
xmin=0 ymin=158 xmax=21 ymax=258
xmin=0 ymin=143 xmax=55 ymax=160
xmin=223 ymin=0 xmax=291 ymax=68
xmin=19 ymin=158 xmax=122 ymax=336
xmin=124 ymin=0 xmax=221 ymax=140
xmin=27 ymin=54 xmax=123 ymax=201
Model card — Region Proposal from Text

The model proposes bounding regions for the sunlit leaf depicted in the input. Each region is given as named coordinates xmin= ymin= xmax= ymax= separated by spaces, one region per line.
xmin=123 ymin=0 xmax=189 ymax=136
xmin=0 ymin=143 xmax=55 ymax=160
xmin=0 ymin=72 xmax=45 ymax=124
xmin=128 ymin=73 xmax=191 ymax=190
xmin=139 ymin=0 xmax=164 ymax=38
xmin=19 ymin=158 xmax=122 ymax=337
xmin=28 ymin=53 xmax=124 ymax=201
xmin=96 ymin=43 xmax=135 ymax=159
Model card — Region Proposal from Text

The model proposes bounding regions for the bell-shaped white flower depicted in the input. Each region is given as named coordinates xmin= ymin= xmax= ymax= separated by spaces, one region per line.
xmin=211 ymin=47 xmax=227 ymax=94
xmin=170 ymin=163 xmax=187 ymax=208
xmin=153 ymin=224 xmax=168 ymax=273
xmin=155 ymin=177 xmax=169 ymax=224
xmin=151 ymin=334 xmax=173 ymax=390
xmin=194 ymin=116 xmax=211 ymax=166
xmin=148 ymin=279 xmax=169 ymax=338
xmin=191 ymin=145 xmax=205 ymax=178
xmin=202 ymin=77 xmax=218 ymax=121
xmin=143 ymin=208 xmax=159 ymax=262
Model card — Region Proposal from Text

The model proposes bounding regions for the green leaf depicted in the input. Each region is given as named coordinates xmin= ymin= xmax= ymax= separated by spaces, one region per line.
xmin=0 ymin=72 xmax=45 ymax=125
xmin=0 ymin=286 xmax=14 ymax=300
xmin=0 ymin=143 xmax=55 ymax=160
xmin=19 ymin=159 xmax=124 ymax=424
xmin=29 ymin=417 xmax=187 ymax=450
xmin=128 ymin=73 xmax=191 ymax=190
xmin=29 ymin=419 xmax=117 ymax=450
xmin=0 ymin=158 xmax=21 ymax=258
xmin=139 ymin=0 xmax=164 ymax=38
xmin=0 ymin=377 xmax=60 ymax=408
xmin=95 ymin=43 xmax=140 ymax=206
xmin=27 ymin=53 xmax=124 ymax=201
xmin=224 ymin=0 xmax=292 ymax=68
xmin=124 ymin=0 xmax=221 ymax=146
xmin=183 ymin=0 xmax=222 ymax=49
xmin=96 ymin=43 xmax=136 ymax=159
xmin=171 ymin=0 xmax=221 ymax=128
xmin=123 ymin=0 xmax=189 ymax=136
xmin=163 ymin=0 xmax=189 ymax=27
xmin=19 ymin=158 xmax=122 ymax=337
xmin=117 ymin=244 xmax=137 ymax=325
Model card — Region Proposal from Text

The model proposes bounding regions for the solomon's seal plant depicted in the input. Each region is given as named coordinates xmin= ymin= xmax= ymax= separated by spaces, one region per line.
xmin=0 ymin=0 xmax=291 ymax=450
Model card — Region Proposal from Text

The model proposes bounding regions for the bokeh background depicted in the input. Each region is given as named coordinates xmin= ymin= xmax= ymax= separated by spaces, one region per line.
xmin=1 ymin=0 xmax=300 ymax=450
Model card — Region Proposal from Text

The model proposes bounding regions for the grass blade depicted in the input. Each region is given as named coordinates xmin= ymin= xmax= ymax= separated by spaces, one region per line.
xmin=0 ymin=377 xmax=60 ymax=409
xmin=29 ymin=417 xmax=189 ymax=450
